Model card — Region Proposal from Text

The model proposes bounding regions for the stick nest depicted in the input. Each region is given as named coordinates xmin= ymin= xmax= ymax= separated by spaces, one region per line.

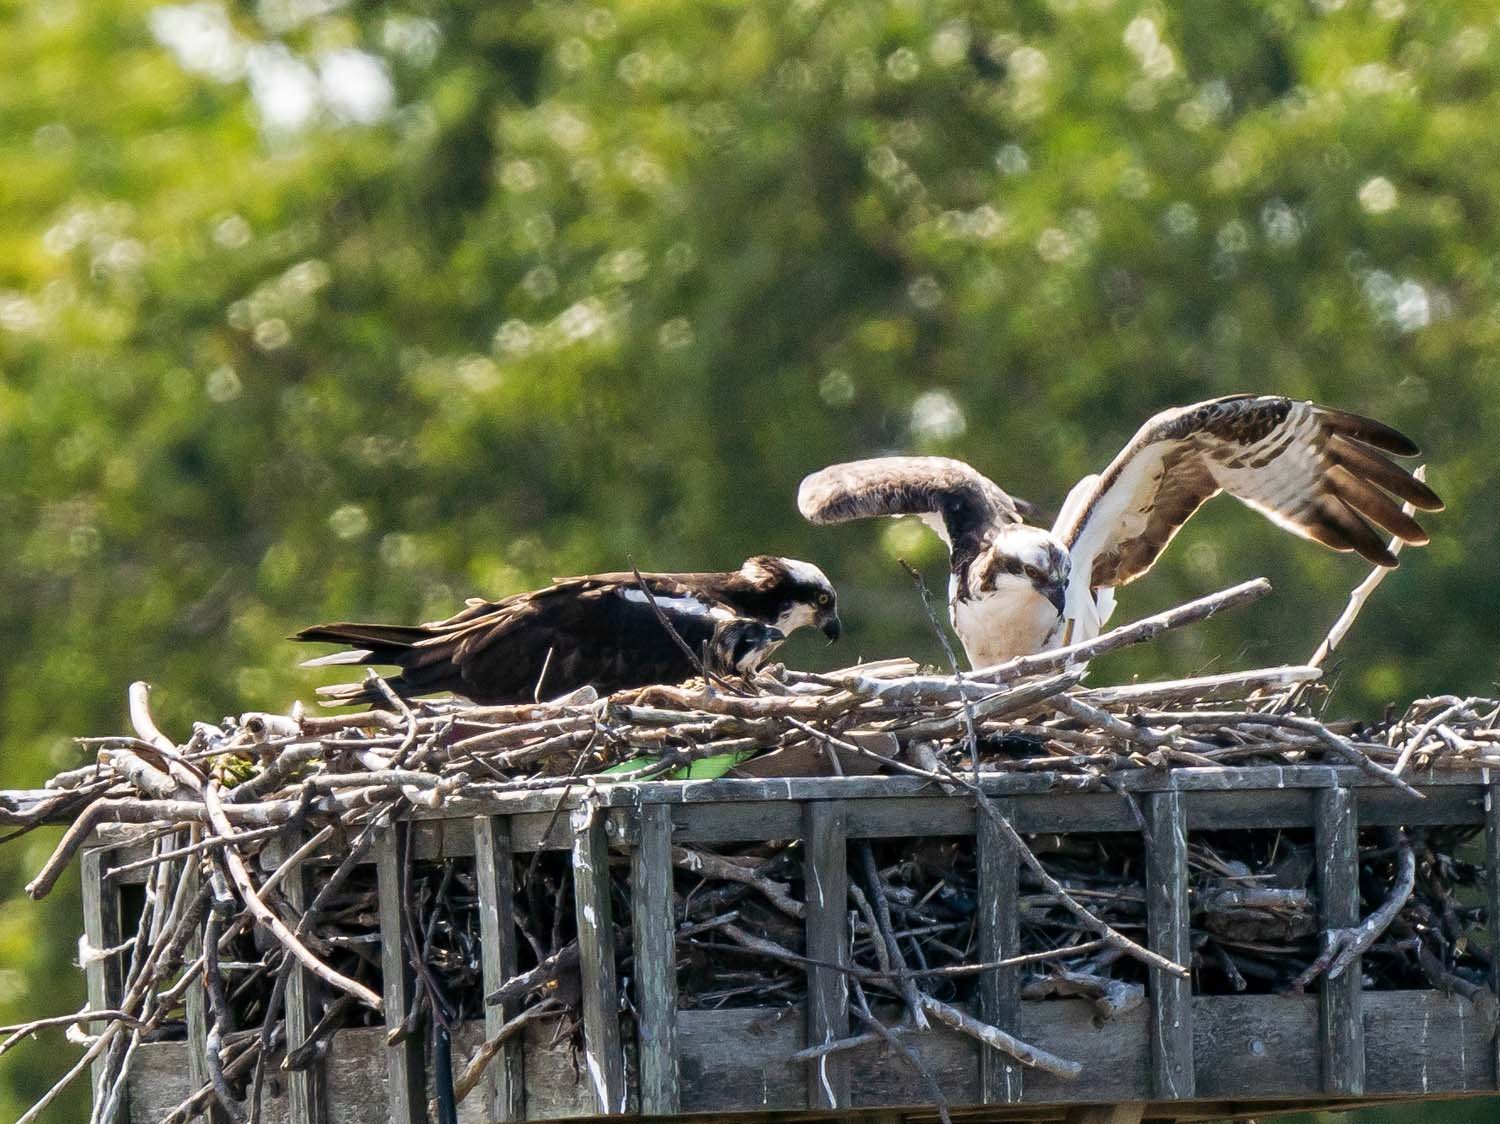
xmin=4 ymin=579 xmax=1498 ymax=1124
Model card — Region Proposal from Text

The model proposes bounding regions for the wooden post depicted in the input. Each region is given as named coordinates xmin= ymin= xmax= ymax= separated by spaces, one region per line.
xmin=803 ymin=801 xmax=849 ymax=1111
xmin=572 ymin=804 xmax=626 ymax=1114
xmin=633 ymin=803 xmax=680 ymax=1114
xmin=474 ymin=815 xmax=525 ymax=1120
xmin=977 ymin=799 xmax=1023 ymax=1103
xmin=1315 ymin=785 xmax=1364 ymax=1095
xmin=1146 ymin=789 xmax=1193 ymax=1100
xmin=1486 ymin=781 xmax=1500 ymax=1089
xmin=375 ymin=824 xmax=426 ymax=1123
xmin=81 ymin=845 xmax=127 ymax=1123
xmin=282 ymin=840 xmax=330 ymax=1124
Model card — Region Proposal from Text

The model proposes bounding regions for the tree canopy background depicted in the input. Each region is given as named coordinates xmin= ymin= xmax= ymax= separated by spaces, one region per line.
xmin=1 ymin=0 xmax=1497 ymax=1118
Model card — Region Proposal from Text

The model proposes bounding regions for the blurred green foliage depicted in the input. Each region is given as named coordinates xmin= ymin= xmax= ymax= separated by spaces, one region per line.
xmin=1 ymin=0 xmax=1497 ymax=1118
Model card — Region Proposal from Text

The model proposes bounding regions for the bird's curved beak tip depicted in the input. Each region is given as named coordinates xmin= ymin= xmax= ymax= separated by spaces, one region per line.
xmin=821 ymin=615 xmax=843 ymax=644
xmin=1045 ymin=584 xmax=1067 ymax=618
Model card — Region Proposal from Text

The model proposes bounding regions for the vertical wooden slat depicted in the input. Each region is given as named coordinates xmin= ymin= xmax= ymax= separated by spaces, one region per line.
xmin=375 ymin=824 xmax=426 ymax=1123
xmin=474 ymin=815 xmax=525 ymax=1120
xmin=572 ymin=805 xmax=626 ymax=1114
xmin=633 ymin=803 xmax=680 ymax=1115
xmin=1315 ymin=784 xmax=1364 ymax=1095
xmin=82 ymin=846 xmax=127 ymax=1123
xmin=1146 ymin=789 xmax=1194 ymax=1100
xmin=977 ymin=799 xmax=1022 ymax=1103
xmin=1485 ymin=781 xmax=1500 ymax=1089
xmin=282 ymin=844 xmax=330 ymax=1124
xmin=803 ymin=801 xmax=850 ymax=1111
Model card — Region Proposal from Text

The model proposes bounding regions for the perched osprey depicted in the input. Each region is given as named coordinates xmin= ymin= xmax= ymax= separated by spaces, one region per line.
xmin=294 ymin=556 xmax=841 ymax=705
xmin=798 ymin=395 xmax=1442 ymax=668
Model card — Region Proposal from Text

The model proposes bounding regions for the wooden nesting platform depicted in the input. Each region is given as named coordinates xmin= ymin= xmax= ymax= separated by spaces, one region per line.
xmin=89 ymin=765 xmax=1500 ymax=1123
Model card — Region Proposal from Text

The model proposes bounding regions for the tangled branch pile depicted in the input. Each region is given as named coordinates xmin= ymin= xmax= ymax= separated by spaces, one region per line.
xmin=3 ymin=578 xmax=1498 ymax=1124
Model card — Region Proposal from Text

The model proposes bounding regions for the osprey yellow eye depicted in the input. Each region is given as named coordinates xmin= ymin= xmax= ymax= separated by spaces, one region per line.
xmin=817 ymin=593 xmax=831 ymax=605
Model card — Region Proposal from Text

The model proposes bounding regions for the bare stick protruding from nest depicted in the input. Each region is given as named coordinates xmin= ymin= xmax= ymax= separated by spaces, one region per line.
xmin=1268 ymin=466 xmax=1427 ymax=713
xmin=1289 ymin=835 xmax=1417 ymax=992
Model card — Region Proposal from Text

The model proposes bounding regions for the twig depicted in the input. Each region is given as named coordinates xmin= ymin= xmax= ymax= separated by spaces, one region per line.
xmin=918 ymin=994 xmax=1082 ymax=1079
xmin=850 ymin=981 xmax=950 ymax=1124
xmin=202 ymin=781 xmax=382 ymax=1010
xmin=451 ymin=999 xmax=562 ymax=1104
xmin=855 ymin=841 xmax=928 ymax=1029
xmin=627 ymin=557 xmax=742 ymax=695
xmin=1269 ymin=466 xmax=1426 ymax=713
xmin=1288 ymin=836 xmax=1416 ymax=991
xmin=969 ymin=577 xmax=1273 ymax=683
xmin=898 ymin=559 xmax=979 ymax=779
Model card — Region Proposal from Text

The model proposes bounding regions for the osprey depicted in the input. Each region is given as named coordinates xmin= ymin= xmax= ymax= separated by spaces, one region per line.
xmin=798 ymin=395 xmax=1443 ymax=668
xmin=294 ymin=556 xmax=841 ymax=705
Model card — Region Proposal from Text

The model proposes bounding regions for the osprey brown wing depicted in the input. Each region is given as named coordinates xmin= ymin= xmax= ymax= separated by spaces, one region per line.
xmin=295 ymin=574 xmax=720 ymax=705
xmin=798 ymin=456 xmax=1034 ymax=545
xmin=1057 ymin=395 xmax=1443 ymax=588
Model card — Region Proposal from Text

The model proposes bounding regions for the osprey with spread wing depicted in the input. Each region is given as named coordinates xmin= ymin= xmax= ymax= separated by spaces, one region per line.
xmin=798 ymin=395 xmax=1443 ymax=668
xmin=295 ymin=556 xmax=841 ymax=706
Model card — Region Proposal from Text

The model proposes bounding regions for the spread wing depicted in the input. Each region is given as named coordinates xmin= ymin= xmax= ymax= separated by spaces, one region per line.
xmin=1054 ymin=395 xmax=1444 ymax=588
xmin=295 ymin=573 xmax=731 ymax=705
xmin=798 ymin=456 xmax=1034 ymax=548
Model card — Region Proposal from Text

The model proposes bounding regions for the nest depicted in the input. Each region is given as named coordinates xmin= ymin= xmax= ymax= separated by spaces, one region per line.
xmin=3 ymin=577 xmax=1499 ymax=1124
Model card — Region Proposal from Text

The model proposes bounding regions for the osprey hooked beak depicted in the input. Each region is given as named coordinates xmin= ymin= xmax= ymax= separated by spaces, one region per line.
xmin=1041 ymin=580 xmax=1066 ymax=619
xmin=819 ymin=612 xmax=842 ymax=644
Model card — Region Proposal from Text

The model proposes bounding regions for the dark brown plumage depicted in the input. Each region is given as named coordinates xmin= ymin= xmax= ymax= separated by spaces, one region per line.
xmin=294 ymin=557 xmax=840 ymax=706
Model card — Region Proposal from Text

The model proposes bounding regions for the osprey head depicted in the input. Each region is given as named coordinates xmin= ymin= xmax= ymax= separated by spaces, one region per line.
xmin=988 ymin=526 xmax=1071 ymax=618
xmin=713 ymin=619 xmax=787 ymax=675
xmin=738 ymin=556 xmax=842 ymax=642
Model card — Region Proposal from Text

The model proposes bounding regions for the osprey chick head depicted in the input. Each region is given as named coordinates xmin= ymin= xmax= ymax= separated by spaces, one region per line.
xmin=985 ymin=525 xmax=1071 ymax=617
xmin=712 ymin=619 xmax=787 ymax=676
xmin=737 ymin=556 xmax=842 ymax=641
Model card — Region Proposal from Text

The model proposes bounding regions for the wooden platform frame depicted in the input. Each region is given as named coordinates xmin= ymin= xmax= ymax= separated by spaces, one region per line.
xmin=82 ymin=764 xmax=1500 ymax=1123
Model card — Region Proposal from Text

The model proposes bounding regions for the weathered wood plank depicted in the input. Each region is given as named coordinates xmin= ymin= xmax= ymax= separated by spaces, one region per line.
xmin=375 ymin=825 xmax=426 ymax=1123
xmin=282 ymin=840 xmax=330 ymax=1124
xmin=803 ymin=801 xmax=850 ymax=1110
xmin=473 ymin=815 xmax=525 ymax=1120
xmin=1355 ymin=785 xmax=1482 ymax=828
xmin=571 ymin=804 xmax=627 ymax=1114
xmin=632 ymin=802 xmax=680 ymax=1115
xmin=1314 ymin=785 xmax=1363 ymax=1095
xmin=670 ymin=800 xmax=803 ymax=844
xmin=1145 ymin=789 xmax=1193 ymax=1100
xmin=1487 ymin=781 xmax=1500 ymax=1090
xmin=1061 ymin=1106 xmax=1145 ymax=1124
xmin=82 ymin=845 xmax=127 ymax=1123
xmin=1193 ymin=993 xmax=1319 ymax=1098
xmin=119 ymin=782 xmax=1476 ymax=872
xmin=978 ymin=799 xmax=1023 ymax=1104
xmin=386 ymin=764 xmax=1487 ymax=823
xmin=1362 ymin=990 xmax=1495 ymax=1095
xmin=126 ymin=991 xmax=1497 ymax=1121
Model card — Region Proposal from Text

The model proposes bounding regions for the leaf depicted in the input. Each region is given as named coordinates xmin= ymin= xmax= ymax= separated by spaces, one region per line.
xmin=597 ymin=750 xmax=757 ymax=780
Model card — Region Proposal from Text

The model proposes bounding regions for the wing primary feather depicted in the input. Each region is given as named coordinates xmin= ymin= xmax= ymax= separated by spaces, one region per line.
xmin=1308 ymin=494 xmax=1399 ymax=566
xmin=1318 ymin=407 xmax=1422 ymax=457
xmin=292 ymin=622 xmax=431 ymax=648
xmin=1325 ymin=464 xmax=1429 ymax=544
xmin=1325 ymin=435 xmax=1444 ymax=510
xmin=299 ymin=648 xmax=377 ymax=668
